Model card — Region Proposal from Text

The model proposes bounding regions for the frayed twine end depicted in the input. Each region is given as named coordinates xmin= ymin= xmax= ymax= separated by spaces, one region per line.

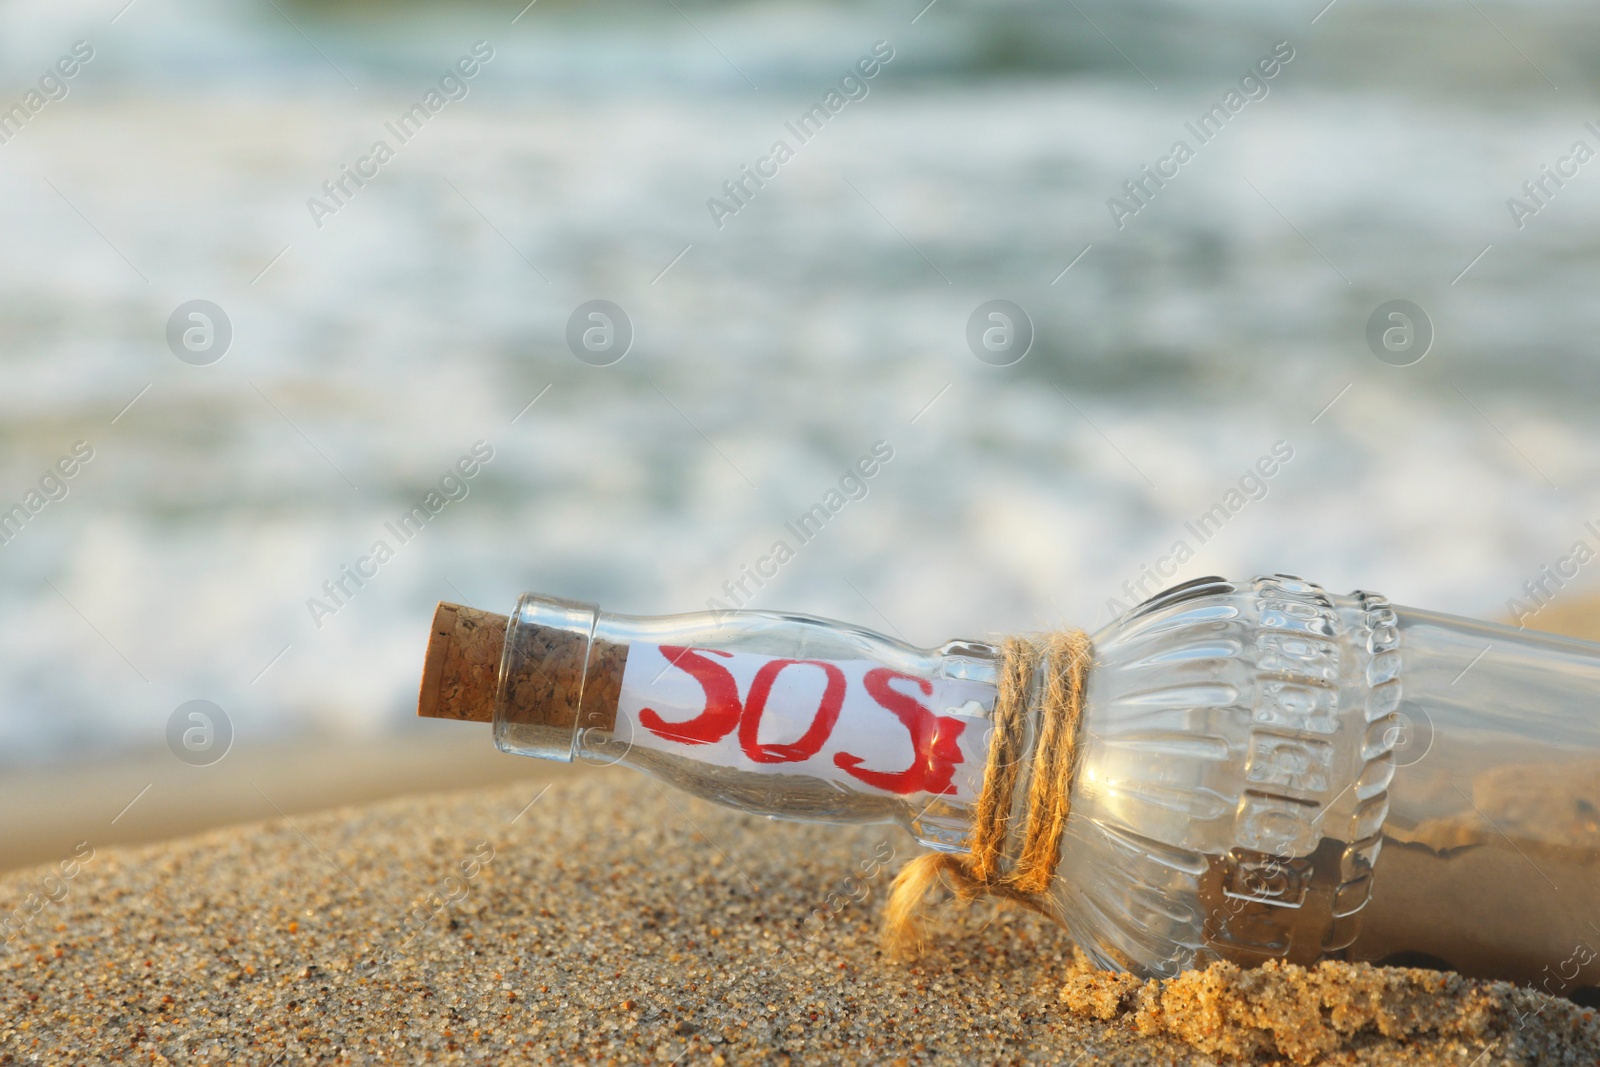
xmin=881 ymin=851 xmax=1065 ymax=960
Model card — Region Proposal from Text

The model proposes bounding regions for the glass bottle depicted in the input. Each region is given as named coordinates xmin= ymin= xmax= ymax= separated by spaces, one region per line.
xmin=417 ymin=575 xmax=1600 ymax=998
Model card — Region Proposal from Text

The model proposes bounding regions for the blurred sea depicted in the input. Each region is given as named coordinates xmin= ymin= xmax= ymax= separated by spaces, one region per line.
xmin=3 ymin=0 xmax=1600 ymax=766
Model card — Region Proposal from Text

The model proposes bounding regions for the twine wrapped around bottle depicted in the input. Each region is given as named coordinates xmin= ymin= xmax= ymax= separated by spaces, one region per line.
xmin=882 ymin=630 xmax=1093 ymax=956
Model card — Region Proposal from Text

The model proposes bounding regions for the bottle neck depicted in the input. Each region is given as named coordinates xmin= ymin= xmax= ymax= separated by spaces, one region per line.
xmin=490 ymin=592 xmax=1013 ymax=852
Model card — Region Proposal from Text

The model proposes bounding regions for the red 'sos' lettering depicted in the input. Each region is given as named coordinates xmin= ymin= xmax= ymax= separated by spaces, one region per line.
xmin=739 ymin=659 xmax=845 ymax=763
xmin=638 ymin=647 xmax=741 ymax=745
xmin=835 ymin=668 xmax=966 ymax=795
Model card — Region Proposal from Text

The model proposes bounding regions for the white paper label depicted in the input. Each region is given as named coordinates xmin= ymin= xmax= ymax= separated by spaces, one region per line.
xmin=614 ymin=643 xmax=995 ymax=803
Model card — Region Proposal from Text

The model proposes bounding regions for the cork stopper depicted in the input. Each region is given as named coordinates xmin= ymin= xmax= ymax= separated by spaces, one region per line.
xmin=418 ymin=602 xmax=507 ymax=723
xmin=418 ymin=597 xmax=631 ymax=734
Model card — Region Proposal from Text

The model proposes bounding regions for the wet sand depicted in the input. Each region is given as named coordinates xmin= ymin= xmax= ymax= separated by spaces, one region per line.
xmin=0 ymin=729 xmax=557 ymax=875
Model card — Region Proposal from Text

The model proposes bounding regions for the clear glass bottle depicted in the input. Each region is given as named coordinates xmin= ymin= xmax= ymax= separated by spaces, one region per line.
xmin=420 ymin=575 xmax=1600 ymax=998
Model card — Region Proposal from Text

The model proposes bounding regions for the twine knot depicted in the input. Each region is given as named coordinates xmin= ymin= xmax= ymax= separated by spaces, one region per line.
xmin=882 ymin=630 xmax=1093 ymax=957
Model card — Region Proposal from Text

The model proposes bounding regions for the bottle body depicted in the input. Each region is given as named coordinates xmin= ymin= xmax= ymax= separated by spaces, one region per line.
xmin=1050 ymin=575 xmax=1600 ymax=995
xmin=483 ymin=579 xmax=1600 ymax=996
xmin=1350 ymin=606 xmax=1600 ymax=994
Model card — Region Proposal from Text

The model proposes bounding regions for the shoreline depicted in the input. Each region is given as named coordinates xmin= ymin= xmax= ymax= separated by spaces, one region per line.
xmin=0 ymin=727 xmax=562 ymax=875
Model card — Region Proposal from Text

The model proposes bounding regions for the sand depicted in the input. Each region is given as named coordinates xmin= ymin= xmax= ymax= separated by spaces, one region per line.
xmin=1062 ymin=954 xmax=1599 ymax=1065
xmin=3 ymin=770 xmax=1596 ymax=1066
